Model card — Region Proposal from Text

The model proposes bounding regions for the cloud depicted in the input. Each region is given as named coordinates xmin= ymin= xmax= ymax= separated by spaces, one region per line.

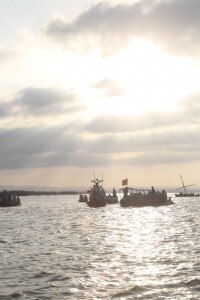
xmin=14 ymin=87 xmax=82 ymax=115
xmin=1 ymin=86 xmax=200 ymax=171
xmin=0 ymin=87 xmax=84 ymax=120
xmin=83 ymin=110 xmax=183 ymax=133
xmin=82 ymin=92 xmax=200 ymax=134
xmin=45 ymin=0 xmax=200 ymax=57
xmin=0 ymin=124 xmax=112 ymax=169
xmin=93 ymin=78 xmax=124 ymax=96
xmin=0 ymin=101 xmax=11 ymax=117
xmin=0 ymin=45 xmax=19 ymax=63
xmin=1 ymin=104 xmax=200 ymax=170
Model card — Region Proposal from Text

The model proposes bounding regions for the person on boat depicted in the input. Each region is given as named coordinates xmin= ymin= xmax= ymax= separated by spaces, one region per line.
xmin=92 ymin=185 xmax=101 ymax=197
xmin=123 ymin=186 xmax=128 ymax=196
xmin=17 ymin=195 xmax=21 ymax=205
xmin=100 ymin=186 xmax=106 ymax=196
xmin=161 ymin=190 xmax=167 ymax=201
xmin=151 ymin=186 xmax=156 ymax=194
xmin=113 ymin=188 xmax=116 ymax=197
xmin=83 ymin=195 xmax=88 ymax=202
xmin=79 ymin=194 xmax=84 ymax=201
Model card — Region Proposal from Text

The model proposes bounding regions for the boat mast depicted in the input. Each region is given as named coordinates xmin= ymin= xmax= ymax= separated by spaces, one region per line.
xmin=180 ymin=174 xmax=187 ymax=194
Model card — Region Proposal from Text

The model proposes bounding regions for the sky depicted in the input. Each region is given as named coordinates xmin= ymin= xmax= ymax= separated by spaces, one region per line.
xmin=1 ymin=0 xmax=200 ymax=191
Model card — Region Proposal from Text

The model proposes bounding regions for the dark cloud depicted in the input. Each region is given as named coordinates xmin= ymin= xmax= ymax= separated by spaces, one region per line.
xmin=14 ymin=87 xmax=82 ymax=115
xmin=45 ymin=0 xmax=200 ymax=56
xmin=1 ymin=87 xmax=200 ymax=170
xmin=1 ymin=112 xmax=200 ymax=170
xmin=0 ymin=125 xmax=112 ymax=169
xmin=0 ymin=87 xmax=84 ymax=119
xmin=0 ymin=101 xmax=11 ymax=117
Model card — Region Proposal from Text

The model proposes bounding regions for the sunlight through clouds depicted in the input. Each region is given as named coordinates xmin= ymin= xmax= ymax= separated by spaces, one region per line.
xmin=0 ymin=0 xmax=200 ymax=189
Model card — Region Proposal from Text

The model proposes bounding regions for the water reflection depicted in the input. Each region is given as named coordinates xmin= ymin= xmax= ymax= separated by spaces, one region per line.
xmin=0 ymin=195 xmax=200 ymax=299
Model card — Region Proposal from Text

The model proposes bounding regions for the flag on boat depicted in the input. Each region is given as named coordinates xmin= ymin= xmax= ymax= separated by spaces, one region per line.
xmin=122 ymin=178 xmax=128 ymax=186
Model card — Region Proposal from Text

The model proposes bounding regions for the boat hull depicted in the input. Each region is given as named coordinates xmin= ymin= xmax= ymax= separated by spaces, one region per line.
xmin=175 ymin=193 xmax=200 ymax=197
xmin=106 ymin=195 xmax=118 ymax=204
xmin=120 ymin=194 xmax=174 ymax=207
xmin=87 ymin=192 xmax=106 ymax=207
xmin=78 ymin=194 xmax=88 ymax=202
xmin=0 ymin=192 xmax=21 ymax=207
xmin=0 ymin=202 xmax=21 ymax=207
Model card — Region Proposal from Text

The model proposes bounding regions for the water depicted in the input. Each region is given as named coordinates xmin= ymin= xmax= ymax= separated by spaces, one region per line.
xmin=0 ymin=194 xmax=200 ymax=299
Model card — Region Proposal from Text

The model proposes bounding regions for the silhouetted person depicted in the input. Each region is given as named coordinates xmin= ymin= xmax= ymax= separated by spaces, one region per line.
xmin=113 ymin=188 xmax=116 ymax=197
xmin=123 ymin=186 xmax=128 ymax=196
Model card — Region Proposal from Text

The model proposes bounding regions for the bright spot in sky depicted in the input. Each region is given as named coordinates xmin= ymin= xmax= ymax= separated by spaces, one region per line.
xmin=80 ymin=39 xmax=200 ymax=117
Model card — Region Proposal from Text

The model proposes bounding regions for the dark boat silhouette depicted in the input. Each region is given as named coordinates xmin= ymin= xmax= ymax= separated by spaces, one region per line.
xmin=119 ymin=186 xmax=173 ymax=207
xmin=174 ymin=175 xmax=200 ymax=197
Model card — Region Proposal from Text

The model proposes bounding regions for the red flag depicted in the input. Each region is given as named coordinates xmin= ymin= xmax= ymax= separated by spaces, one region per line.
xmin=122 ymin=178 xmax=128 ymax=186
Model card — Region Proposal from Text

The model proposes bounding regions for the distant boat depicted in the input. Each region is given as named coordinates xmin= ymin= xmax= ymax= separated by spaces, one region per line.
xmin=175 ymin=192 xmax=200 ymax=197
xmin=0 ymin=190 xmax=21 ymax=207
xmin=174 ymin=175 xmax=200 ymax=197
xmin=78 ymin=194 xmax=88 ymax=202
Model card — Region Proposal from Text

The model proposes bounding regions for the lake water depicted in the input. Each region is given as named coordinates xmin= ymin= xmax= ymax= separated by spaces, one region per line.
xmin=0 ymin=194 xmax=200 ymax=299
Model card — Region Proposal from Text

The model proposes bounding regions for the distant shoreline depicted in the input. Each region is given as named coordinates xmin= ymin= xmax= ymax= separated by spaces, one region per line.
xmin=0 ymin=190 xmax=80 ymax=196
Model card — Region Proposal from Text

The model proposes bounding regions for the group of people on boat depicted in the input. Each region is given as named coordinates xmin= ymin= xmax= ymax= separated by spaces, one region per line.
xmin=123 ymin=186 xmax=167 ymax=199
xmin=120 ymin=185 xmax=172 ymax=207
xmin=82 ymin=173 xmax=174 ymax=208
xmin=0 ymin=190 xmax=21 ymax=207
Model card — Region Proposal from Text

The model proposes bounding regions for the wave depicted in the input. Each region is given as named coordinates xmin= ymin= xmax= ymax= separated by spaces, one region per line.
xmin=111 ymin=285 xmax=147 ymax=298
xmin=185 ymin=278 xmax=200 ymax=286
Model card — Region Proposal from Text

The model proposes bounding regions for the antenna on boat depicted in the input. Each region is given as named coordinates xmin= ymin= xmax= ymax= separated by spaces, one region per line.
xmin=93 ymin=171 xmax=95 ymax=180
xmin=180 ymin=174 xmax=187 ymax=194
xmin=102 ymin=174 xmax=104 ymax=187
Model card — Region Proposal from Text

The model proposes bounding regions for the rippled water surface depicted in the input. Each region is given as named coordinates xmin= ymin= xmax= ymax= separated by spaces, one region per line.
xmin=0 ymin=194 xmax=200 ymax=299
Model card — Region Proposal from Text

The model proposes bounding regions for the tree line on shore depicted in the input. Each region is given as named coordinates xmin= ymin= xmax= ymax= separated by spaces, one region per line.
xmin=0 ymin=190 xmax=79 ymax=196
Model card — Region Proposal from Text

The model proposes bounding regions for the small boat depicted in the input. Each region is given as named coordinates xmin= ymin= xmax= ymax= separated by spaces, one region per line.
xmin=87 ymin=178 xmax=107 ymax=208
xmin=0 ymin=191 xmax=21 ymax=207
xmin=106 ymin=195 xmax=118 ymax=204
xmin=175 ymin=192 xmax=200 ymax=197
xmin=105 ymin=188 xmax=118 ymax=204
xmin=78 ymin=194 xmax=88 ymax=202
xmin=174 ymin=175 xmax=200 ymax=197
xmin=119 ymin=186 xmax=174 ymax=207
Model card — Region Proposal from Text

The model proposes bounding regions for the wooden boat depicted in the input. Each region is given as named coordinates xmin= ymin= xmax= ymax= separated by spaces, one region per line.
xmin=175 ymin=192 xmax=200 ymax=197
xmin=174 ymin=175 xmax=200 ymax=197
xmin=120 ymin=187 xmax=174 ymax=207
xmin=0 ymin=191 xmax=21 ymax=207
xmin=87 ymin=178 xmax=107 ymax=207
xmin=78 ymin=194 xmax=88 ymax=202
xmin=106 ymin=195 xmax=118 ymax=204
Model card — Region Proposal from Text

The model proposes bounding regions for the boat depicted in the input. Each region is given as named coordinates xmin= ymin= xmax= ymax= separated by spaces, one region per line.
xmin=175 ymin=192 xmax=200 ymax=197
xmin=106 ymin=195 xmax=118 ymax=204
xmin=78 ymin=194 xmax=88 ymax=202
xmin=174 ymin=175 xmax=200 ymax=197
xmin=0 ymin=191 xmax=21 ymax=207
xmin=86 ymin=178 xmax=107 ymax=207
xmin=105 ymin=188 xmax=118 ymax=204
xmin=119 ymin=186 xmax=174 ymax=207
